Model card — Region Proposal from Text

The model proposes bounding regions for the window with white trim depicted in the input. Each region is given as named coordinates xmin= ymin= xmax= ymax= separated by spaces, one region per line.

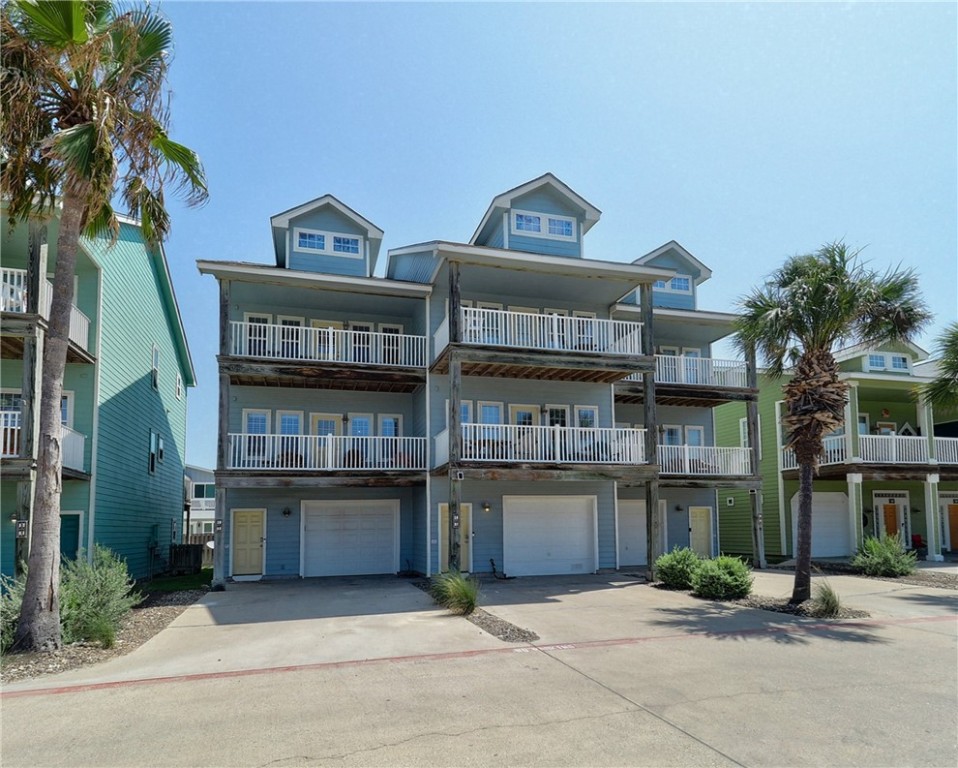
xmin=575 ymin=405 xmax=598 ymax=429
xmin=891 ymin=355 xmax=909 ymax=371
xmin=149 ymin=430 xmax=158 ymax=474
xmin=151 ymin=345 xmax=160 ymax=390
xmin=865 ymin=352 xmax=911 ymax=372
xmin=175 ymin=373 xmax=183 ymax=400
xmin=510 ymin=209 xmax=577 ymax=242
xmin=158 ymin=435 xmax=165 ymax=463
xmin=445 ymin=399 xmax=473 ymax=428
xmin=653 ymin=275 xmax=693 ymax=293
xmin=867 ymin=353 xmax=885 ymax=370
xmin=293 ymin=227 xmax=364 ymax=259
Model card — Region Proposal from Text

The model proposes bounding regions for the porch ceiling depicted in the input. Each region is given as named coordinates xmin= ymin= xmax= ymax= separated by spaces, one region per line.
xmin=457 ymin=261 xmax=639 ymax=306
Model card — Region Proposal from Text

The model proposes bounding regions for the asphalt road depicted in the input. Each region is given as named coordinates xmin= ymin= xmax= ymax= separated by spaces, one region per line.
xmin=2 ymin=572 xmax=956 ymax=767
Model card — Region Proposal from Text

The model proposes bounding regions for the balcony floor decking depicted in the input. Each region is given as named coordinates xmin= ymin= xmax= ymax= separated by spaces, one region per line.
xmin=615 ymin=381 xmax=758 ymax=408
xmin=431 ymin=463 xmax=660 ymax=483
xmin=783 ymin=462 xmax=958 ymax=483
xmin=219 ymin=356 xmax=426 ymax=393
xmin=215 ymin=469 xmax=427 ymax=489
xmin=1 ymin=313 xmax=95 ymax=364
xmin=431 ymin=345 xmax=654 ymax=384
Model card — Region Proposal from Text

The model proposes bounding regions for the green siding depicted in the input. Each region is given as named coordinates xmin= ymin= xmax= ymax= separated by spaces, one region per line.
xmin=82 ymin=223 xmax=189 ymax=579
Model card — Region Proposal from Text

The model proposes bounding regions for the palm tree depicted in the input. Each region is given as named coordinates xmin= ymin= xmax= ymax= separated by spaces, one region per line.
xmin=1 ymin=0 xmax=207 ymax=651
xmin=735 ymin=243 xmax=930 ymax=603
xmin=919 ymin=323 xmax=958 ymax=413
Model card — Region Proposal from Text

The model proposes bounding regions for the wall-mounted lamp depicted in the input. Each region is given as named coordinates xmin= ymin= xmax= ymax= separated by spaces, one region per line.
xmin=481 ymin=501 xmax=491 ymax=513
xmin=342 ymin=414 xmax=350 ymax=425
xmin=282 ymin=507 xmax=292 ymax=518
xmin=674 ymin=504 xmax=682 ymax=512
xmin=9 ymin=512 xmax=18 ymax=523
xmin=539 ymin=405 xmax=548 ymax=416
xmin=881 ymin=408 xmax=891 ymax=418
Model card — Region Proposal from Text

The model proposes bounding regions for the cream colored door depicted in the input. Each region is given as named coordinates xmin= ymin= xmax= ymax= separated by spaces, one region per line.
xmin=439 ymin=503 xmax=473 ymax=572
xmin=310 ymin=319 xmax=343 ymax=361
xmin=689 ymin=506 xmax=712 ymax=558
xmin=232 ymin=509 xmax=265 ymax=576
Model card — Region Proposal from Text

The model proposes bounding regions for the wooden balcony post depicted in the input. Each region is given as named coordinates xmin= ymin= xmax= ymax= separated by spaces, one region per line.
xmin=744 ymin=343 xmax=765 ymax=568
xmin=217 ymin=372 xmax=230 ymax=471
xmin=27 ymin=223 xmax=46 ymax=315
xmin=448 ymin=349 xmax=462 ymax=571
xmin=448 ymin=260 xmax=461 ymax=344
xmin=219 ymin=279 xmax=231 ymax=356
xmin=212 ymin=487 xmax=227 ymax=589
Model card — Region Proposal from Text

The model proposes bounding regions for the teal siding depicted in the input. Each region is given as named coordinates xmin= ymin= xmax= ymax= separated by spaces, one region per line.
xmin=1 ymin=482 xmax=15 ymax=576
xmin=82 ymin=223 xmax=189 ymax=579
xmin=59 ymin=514 xmax=81 ymax=560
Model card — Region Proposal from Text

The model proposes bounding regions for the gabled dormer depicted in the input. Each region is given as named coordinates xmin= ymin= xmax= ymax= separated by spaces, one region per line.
xmin=630 ymin=241 xmax=712 ymax=310
xmin=270 ymin=195 xmax=384 ymax=278
xmin=469 ymin=173 xmax=601 ymax=258
xmin=835 ymin=339 xmax=929 ymax=377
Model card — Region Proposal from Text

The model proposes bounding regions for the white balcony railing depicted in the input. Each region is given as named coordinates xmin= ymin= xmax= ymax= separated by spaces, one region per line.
xmin=781 ymin=435 xmax=847 ymax=471
xmin=2 ymin=269 xmax=91 ymax=351
xmin=190 ymin=498 xmax=216 ymax=512
xmin=659 ymin=445 xmax=751 ymax=476
xmin=1 ymin=412 xmax=20 ymax=458
xmin=859 ymin=435 xmax=929 ymax=464
xmin=460 ymin=308 xmax=642 ymax=356
xmin=626 ymin=355 xmax=748 ymax=387
xmin=1 ymin=415 xmax=85 ymax=473
xmin=229 ymin=321 xmax=427 ymax=368
xmin=62 ymin=425 xmax=86 ymax=472
xmin=226 ymin=434 xmax=427 ymax=471
xmin=460 ymin=423 xmax=647 ymax=464
xmin=935 ymin=437 xmax=958 ymax=465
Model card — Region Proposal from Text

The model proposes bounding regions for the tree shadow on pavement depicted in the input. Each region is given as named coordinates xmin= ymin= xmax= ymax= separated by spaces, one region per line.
xmin=649 ymin=604 xmax=888 ymax=646
xmin=886 ymin=591 xmax=958 ymax=613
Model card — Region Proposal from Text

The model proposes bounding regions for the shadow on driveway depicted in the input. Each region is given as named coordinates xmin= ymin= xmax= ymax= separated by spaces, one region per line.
xmin=477 ymin=573 xmax=647 ymax=607
xmin=649 ymin=603 xmax=889 ymax=646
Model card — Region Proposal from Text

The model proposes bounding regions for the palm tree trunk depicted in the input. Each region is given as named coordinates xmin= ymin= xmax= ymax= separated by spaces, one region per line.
xmin=13 ymin=188 xmax=86 ymax=652
xmin=791 ymin=461 xmax=814 ymax=603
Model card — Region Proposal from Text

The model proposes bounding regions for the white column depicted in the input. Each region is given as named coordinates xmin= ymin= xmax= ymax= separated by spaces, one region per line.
xmin=847 ymin=473 xmax=863 ymax=551
xmin=924 ymin=473 xmax=943 ymax=561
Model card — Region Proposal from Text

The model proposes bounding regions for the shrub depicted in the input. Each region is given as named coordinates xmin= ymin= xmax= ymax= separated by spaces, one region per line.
xmin=430 ymin=570 xmax=481 ymax=615
xmin=691 ymin=555 xmax=753 ymax=600
xmin=809 ymin=580 xmax=842 ymax=618
xmin=1 ymin=570 xmax=28 ymax=655
xmin=851 ymin=533 xmax=917 ymax=577
xmin=60 ymin=545 xmax=142 ymax=646
xmin=654 ymin=547 xmax=702 ymax=590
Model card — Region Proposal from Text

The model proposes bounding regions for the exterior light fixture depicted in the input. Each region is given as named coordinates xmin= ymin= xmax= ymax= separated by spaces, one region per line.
xmin=482 ymin=501 xmax=491 ymax=513
xmin=282 ymin=507 xmax=292 ymax=518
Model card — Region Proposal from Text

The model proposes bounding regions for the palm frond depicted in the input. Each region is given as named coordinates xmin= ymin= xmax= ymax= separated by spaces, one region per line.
xmin=919 ymin=323 xmax=958 ymax=412
xmin=15 ymin=0 xmax=89 ymax=47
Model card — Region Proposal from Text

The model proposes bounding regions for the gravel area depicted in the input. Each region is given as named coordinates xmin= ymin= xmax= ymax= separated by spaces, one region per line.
xmin=0 ymin=589 xmax=207 ymax=685
xmin=466 ymin=607 xmax=539 ymax=643
xmin=733 ymin=594 xmax=870 ymax=619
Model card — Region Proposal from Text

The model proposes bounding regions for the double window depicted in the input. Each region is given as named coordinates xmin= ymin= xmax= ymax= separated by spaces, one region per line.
xmin=866 ymin=353 xmax=910 ymax=372
xmin=652 ymin=275 xmax=693 ymax=293
xmin=511 ymin=209 xmax=577 ymax=242
xmin=293 ymin=227 xmax=364 ymax=259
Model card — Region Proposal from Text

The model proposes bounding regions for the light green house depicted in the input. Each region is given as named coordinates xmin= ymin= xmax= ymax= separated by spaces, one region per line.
xmin=1 ymin=209 xmax=195 ymax=579
xmin=715 ymin=340 xmax=958 ymax=562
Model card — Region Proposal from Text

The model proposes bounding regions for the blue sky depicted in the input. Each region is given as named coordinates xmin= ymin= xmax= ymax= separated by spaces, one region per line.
xmin=157 ymin=1 xmax=958 ymax=469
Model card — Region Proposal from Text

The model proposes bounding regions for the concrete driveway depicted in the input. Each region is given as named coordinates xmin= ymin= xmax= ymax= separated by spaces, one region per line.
xmin=2 ymin=572 xmax=956 ymax=767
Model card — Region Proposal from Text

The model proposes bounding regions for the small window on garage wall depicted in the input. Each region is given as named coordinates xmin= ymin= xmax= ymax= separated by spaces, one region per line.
xmin=149 ymin=430 xmax=157 ymax=473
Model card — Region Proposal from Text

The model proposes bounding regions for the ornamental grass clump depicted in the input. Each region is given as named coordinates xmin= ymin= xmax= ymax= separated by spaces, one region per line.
xmin=654 ymin=547 xmax=702 ymax=590
xmin=60 ymin=546 xmax=142 ymax=647
xmin=851 ymin=533 xmax=917 ymax=577
xmin=809 ymin=580 xmax=842 ymax=618
xmin=430 ymin=571 xmax=481 ymax=615
xmin=691 ymin=555 xmax=753 ymax=600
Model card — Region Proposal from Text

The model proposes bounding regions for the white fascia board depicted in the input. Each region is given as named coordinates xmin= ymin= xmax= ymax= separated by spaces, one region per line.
xmin=613 ymin=304 xmax=738 ymax=326
xmin=633 ymin=240 xmax=713 ymax=284
xmin=469 ymin=173 xmax=602 ymax=244
xmin=839 ymin=371 xmax=934 ymax=384
xmin=834 ymin=339 xmax=929 ymax=363
xmin=270 ymin=194 xmax=384 ymax=239
xmin=196 ymin=260 xmax=432 ymax=298
xmin=429 ymin=242 xmax=673 ymax=283
xmin=156 ymin=240 xmax=197 ymax=387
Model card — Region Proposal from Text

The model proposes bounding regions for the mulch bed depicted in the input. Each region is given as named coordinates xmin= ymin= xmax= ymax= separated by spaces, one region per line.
xmin=0 ymin=589 xmax=207 ymax=685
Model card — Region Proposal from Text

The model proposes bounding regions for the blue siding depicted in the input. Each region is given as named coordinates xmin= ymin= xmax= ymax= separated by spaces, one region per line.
xmin=223 ymin=487 xmax=418 ymax=577
xmin=287 ymin=207 xmax=367 ymax=277
xmin=652 ymin=291 xmax=696 ymax=311
xmin=506 ymin=188 xmax=583 ymax=259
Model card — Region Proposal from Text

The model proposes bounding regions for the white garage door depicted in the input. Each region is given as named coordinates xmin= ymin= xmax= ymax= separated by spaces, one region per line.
xmin=791 ymin=492 xmax=851 ymax=558
xmin=503 ymin=496 xmax=596 ymax=576
xmin=302 ymin=500 xmax=399 ymax=577
xmin=618 ymin=500 xmax=648 ymax=567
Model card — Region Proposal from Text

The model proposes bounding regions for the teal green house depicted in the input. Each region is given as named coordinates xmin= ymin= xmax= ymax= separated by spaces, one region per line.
xmin=715 ymin=341 xmax=958 ymax=562
xmin=1 ymin=209 xmax=195 ymax=579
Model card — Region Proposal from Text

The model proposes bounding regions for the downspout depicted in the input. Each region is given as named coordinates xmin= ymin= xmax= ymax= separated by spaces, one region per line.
xmin=86 ymin=255 xmax=104 ymax=562
xmin=775 ymin=399 xmax=787 ymax=556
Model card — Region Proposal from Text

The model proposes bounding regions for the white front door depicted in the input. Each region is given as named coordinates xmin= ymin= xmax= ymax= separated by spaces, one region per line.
xmin=617 ymin=500 xmax=648 ymax=567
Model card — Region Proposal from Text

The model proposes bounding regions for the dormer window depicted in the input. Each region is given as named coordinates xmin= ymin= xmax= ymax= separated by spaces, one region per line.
xmin=293 ymin=227 xmax=364 ymax=259
xmin=653 ymin=274 xmax=693 ymax=293
xmin=866 ymin=352 xmax=910 ymax=372
xmin=511 ymin=209 xmax=576 ymax=242
xmin=298 ymin=231 xmax=325 ymax=251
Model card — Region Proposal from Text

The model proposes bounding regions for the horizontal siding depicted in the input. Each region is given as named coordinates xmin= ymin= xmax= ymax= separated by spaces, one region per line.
xmin=83 ymin=223 xmax=189 ymax=580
